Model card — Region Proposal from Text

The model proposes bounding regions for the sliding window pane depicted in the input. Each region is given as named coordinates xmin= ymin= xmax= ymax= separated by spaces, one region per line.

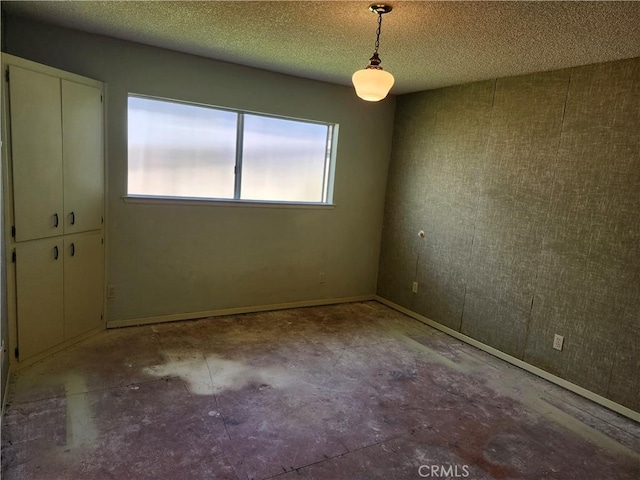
xmin=241 ymin=115 xmax=330 ymax=202
xmin=128 ymin=97 xmax=237 ymax=199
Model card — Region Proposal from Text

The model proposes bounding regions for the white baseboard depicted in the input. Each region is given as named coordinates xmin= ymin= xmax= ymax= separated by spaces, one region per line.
xmin=2 ymin=337 xmax=10 ymax=417
xmin=2 ymin=364 xmax=10 ymax=414
xmin=1 ymin=360 xmax=9 ymax=480
xmin=375 ymin=296 xmax=640 ymax=423
xmin=107 ymin=295 xmax=377 ymax=329
xmin=11 ymin=326 xmax=105 ymax=372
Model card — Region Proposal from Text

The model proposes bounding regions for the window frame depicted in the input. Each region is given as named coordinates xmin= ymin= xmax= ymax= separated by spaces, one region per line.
xmin=125 ymin=94 xmax=338 ymax=207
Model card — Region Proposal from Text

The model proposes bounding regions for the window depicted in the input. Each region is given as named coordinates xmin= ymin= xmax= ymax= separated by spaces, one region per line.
xmin=127 ymin=95 xmax=336 ymax=204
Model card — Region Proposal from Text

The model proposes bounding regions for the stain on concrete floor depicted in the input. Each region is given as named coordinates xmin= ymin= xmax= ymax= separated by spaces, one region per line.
xmin=2 ymin=301 xmax=639 ymax=479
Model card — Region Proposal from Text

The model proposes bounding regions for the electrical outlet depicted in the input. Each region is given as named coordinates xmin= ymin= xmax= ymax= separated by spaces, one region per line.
xmin=553 ymin=334 xmax=564 ymax=351
xmin=319 ymin=272 xmax=325 ymax=284
xmin=412 ymin=282 xmax=419 ymax=294
xmin=107 ymin=285 xmax=116 ymax=299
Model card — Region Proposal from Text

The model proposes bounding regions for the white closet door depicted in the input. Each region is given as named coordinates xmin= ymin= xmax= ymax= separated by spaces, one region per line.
xmin=15 ymin=238 xmax=64 ymax=360
xmin=9 ymin=65 xmax=63 ymax=242
xmin=62 ymin=80 xmax=104 ymax=234
xmin=64 ymin=231 xmax=104 ymax=340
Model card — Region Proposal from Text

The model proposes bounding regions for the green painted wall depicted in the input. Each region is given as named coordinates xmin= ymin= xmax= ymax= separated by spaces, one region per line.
xmin=379 ymin=58 xmax=639 ymax=412
xmin=4 ymin=16 xmax=395 ymax=322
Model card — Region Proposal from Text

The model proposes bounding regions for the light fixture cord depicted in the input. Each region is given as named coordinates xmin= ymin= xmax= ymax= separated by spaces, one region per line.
xmin=374 ymin=11 xmax=383 ymax=55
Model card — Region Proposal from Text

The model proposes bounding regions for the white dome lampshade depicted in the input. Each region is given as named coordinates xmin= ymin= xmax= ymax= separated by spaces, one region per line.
xmin=353 ymin=4 xmax=395 ymax=102
xmin=352 ymin=67 xmax=395 ymax=102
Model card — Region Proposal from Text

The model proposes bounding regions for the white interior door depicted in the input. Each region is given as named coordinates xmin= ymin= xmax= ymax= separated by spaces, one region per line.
xmin=16 ymin=238 xmax=64 ymax=360
xmin=64 ymin=231 xmax=104 ymax=340
xmin=62 ymin=80 xmax=103 ymax=234
xmin=9 ymin=65 xmax=63 ymax=242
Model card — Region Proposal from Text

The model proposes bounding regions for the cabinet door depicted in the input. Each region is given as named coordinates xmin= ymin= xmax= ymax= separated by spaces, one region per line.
xmin=15 ymin=238 xmax=64 ymax=360
xmin=64 ymin=232 xmax=104 ymax=340
xmin=9 ymin=66 xmax=63 ymax=242
xmin=62 ymin=80 xmax=104 ymax=234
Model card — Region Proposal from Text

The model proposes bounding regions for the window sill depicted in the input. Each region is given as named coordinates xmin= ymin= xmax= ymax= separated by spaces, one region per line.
xmin=122 ymin=195 xmax=336 ymax=209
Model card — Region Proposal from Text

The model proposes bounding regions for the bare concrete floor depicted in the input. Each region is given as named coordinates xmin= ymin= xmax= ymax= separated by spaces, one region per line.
xmin=2 ymin=301 xmax=639 ymax=479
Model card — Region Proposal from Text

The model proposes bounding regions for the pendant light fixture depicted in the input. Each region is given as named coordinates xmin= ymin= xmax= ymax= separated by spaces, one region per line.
xmin=352 ymin=4 xmax=395 ymax=102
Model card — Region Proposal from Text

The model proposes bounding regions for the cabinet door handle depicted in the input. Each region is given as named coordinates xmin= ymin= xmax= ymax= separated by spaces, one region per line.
xmin=54 ymin=245 xmax=59 ymax=260
xmin=70 ymin=243 xmax=75 ymax=257
xmin=70 ymin=211 xmax=75 ymax=225
xmin=53 ymin=213 xmax=59 ymax=228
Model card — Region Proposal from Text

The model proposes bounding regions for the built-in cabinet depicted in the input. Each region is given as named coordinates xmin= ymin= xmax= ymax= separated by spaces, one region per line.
xmin=2 ymin=54 xmax=105 ymax=363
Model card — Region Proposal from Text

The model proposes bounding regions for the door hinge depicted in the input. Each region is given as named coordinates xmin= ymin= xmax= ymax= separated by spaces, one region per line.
xmin=12 ymin=250 xmax=16 ymax=263
xmin=14 ymin=347 xmax=19 ymax=359
xmin=101 ymin=94 xmax=103 ymax=103
xmin=100 ymin=314 xmax=103 ymax=320
xmin=5 ymin=69 xmax=9 ymax=83
xmin=11 ymin=225 xmax=15 ymax=238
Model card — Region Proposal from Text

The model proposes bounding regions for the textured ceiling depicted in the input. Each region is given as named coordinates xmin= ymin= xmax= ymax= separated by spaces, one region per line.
xmin=3 ymin=1 xmax=640 ymax=94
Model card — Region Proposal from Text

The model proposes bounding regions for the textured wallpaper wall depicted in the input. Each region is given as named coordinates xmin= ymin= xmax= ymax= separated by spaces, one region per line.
xmin=378 ymin=57 xmax=639 ymax=412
